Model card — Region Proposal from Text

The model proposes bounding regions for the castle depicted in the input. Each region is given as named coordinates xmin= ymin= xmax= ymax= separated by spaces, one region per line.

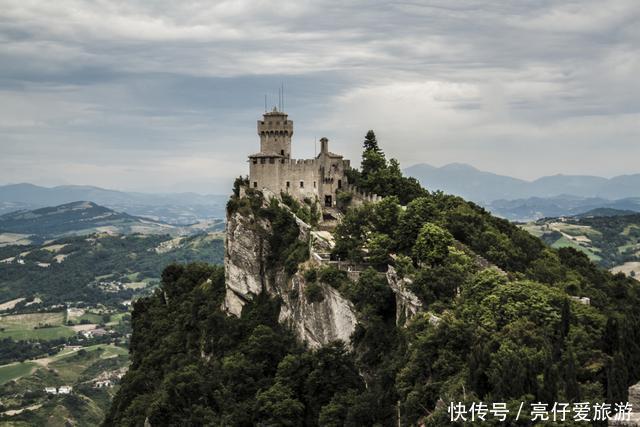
xmin=248 ymin=108 xmax=351 ymax=208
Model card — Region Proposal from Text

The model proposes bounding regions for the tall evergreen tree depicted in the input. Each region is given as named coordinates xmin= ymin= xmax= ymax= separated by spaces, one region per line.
xmin=564 ymin=347 xmax=580 ymax=402
xmin=607 ymin=352 xmax=629 ymax=403
xmin=363 ymin=130 xmax=380 ymax=153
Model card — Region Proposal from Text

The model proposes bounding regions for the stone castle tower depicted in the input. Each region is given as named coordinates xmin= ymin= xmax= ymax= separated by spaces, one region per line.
xmin=249 ymin=108 xmax=352 ymax=208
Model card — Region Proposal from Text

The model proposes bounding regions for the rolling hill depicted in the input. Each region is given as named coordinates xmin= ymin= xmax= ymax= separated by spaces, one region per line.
xmin=0 ymin=201 xmax=178 ymax=238
xmin=521 ymin=211 xmax=640 ymax=278
xmin=0 ymin=201 xmax=225 ymax=241
xmin=0 ymin=183 xmax=227 ymax=223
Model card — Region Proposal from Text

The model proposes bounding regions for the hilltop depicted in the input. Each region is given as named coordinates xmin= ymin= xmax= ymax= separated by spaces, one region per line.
xmin=106 ymin=133 xmax=640 ymax=426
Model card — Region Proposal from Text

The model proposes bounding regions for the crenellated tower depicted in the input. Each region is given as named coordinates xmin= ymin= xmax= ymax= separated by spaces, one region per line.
xmin=257 ymin=107 xmax=293 ymax=158
xmin=248 ymin=109 xmax=367 ymax=209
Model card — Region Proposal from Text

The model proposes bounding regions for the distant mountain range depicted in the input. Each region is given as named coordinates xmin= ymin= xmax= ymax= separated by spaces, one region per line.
xmin=405 ymin=163 xmax=640 ymax=202
xmin=5 ymin=165 xmax=640 ymax=223
xmin=0 ymin=183 xmax=227 ymax=224
xmin=404 ymin=163 xmax=640 ymax=220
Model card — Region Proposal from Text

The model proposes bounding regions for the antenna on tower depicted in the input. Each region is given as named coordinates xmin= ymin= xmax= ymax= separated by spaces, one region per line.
xmin=264 ymin=94 xmax=267 ymax=112
xmin=278 ymin=87 xmax=281 ymax=112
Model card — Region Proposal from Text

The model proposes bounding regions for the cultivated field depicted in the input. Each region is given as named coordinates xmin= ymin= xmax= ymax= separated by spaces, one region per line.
xmin=0 ymin=311 xmax=75 ymax=340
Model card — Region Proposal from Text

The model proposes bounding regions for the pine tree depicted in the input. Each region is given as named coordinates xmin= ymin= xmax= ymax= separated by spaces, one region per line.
xmin=564 ymin=347 xmax=580 ymax=402
xmin=363 ymin=130 xmax=380 ymax=153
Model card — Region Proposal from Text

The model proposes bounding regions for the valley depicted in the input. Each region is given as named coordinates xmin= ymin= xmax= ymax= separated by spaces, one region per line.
xmin=0 ymin=228 xmax=224 ymax=425
xmin=521 ymin=210 xmax=640 ymax=278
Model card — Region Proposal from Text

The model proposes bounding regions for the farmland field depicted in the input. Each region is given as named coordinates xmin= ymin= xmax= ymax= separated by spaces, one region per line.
xmin=0 ymin=362 xmax=37 ymax=385
xmin=0 ymin=311 xmax=75 ymax=340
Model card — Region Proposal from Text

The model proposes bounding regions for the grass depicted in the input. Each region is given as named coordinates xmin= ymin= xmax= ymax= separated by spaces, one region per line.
xmin=0 ymin=361 xmax=37 ymax=385
xmin=622 ymin=224 xmax=640 ymax=236
xmin=77 ymin=313 xmax=103 ymax=324
xmin=106 ymin=313 xmax=128 ymax=326
xmin=618 ymin=242 xmax=640 ymax=253
xmin=0 ymin=326 xmax=75 ymax=341
xmin=0 ymin=312 xmax=65 ymax=329
xmin=49 ymin=345 xmax=128 ymax=383
xmin=0 ymin=312 xmax=75 ymax=341
xmin=551 ymin=236 xmax=602 ymax=262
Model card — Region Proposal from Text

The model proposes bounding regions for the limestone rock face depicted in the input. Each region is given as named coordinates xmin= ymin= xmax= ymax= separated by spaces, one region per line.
xmin=223 ymin=209 xmax=268 ymax=317
xmin=223 ymin=198 xmax=357 ymax=348
xmin=386 ymin=266 xmax=422 ymax=326
xmin=277 ymin=274 xmax=357 ymax=349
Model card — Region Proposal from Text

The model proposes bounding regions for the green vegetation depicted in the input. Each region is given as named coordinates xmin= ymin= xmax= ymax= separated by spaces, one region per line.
xmin=0 ymin=348 xmax=128 ymax=426
xmin=0 ymin=312 xmax=76 ymax=341
xmin=105 ymin=264 xmax=365 ymax=426
xmin=108 ymin=131 xmax=640 ymax=425
xmin=524 ymin=214 xmax=640 ymax=270
xmin=0 ymin=362 xmax=36 ymax=385
xmin=0 ymin=232 xmax=224 ymax=305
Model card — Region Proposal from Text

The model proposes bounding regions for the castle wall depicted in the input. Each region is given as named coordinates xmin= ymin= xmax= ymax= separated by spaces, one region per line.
xmin=250 ymin=159 xmax=322 ymax=201
xmin=249 ymin=157 xmax=352 ymax=205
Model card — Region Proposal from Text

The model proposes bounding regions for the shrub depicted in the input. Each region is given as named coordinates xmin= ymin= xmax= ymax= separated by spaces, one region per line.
xmin=319 ymin=266 xmax=348 ymax=289
xmin=304 ymin=282 xmax=324 ymax=303
xmin=304 ymin=268 xmax=318 ymax=283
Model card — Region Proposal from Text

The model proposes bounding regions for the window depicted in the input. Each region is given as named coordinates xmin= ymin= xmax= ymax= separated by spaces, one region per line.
xmin=260 ymin=158 xmax=265 ymax=164
xmin=253 ymin=181 xmax=258 ymax=188
xmin=252 ymin=159 xmax=257 ymax=164
xmin=286 ymin=181 xmax=290 ymax=188
xmin=313 ymin=181 xmax=316 ymax=188
xmin=281 ymin=149 xmax=285 ymax=155
xmin=338 ymin=179 xmax=342 ymax=189
xmin=300 ymin=181 xmax=304 ymax=188
xmin=269 ymin=158 xmax=275 ymax=164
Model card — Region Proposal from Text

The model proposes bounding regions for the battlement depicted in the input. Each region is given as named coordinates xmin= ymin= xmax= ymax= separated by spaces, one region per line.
xmin=342 ymin=183 xmax=382 ymax=204
xmin=248 ymin=110 xmax=369 ymax=210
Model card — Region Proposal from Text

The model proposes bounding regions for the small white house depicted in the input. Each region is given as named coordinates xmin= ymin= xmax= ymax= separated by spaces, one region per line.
xmin=44 ymin=387 xmax=57 ymax=394
xmin=94 ymin=379 xmax=112 ymax=388
xmin=58 ymin=386 xmax=73 ymax=394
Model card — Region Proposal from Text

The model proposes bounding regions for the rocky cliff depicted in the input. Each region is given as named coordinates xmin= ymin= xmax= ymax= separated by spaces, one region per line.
xmin=223 ymin=190 xmax=433 ymax=348
xmin=223 ymin=192 xmax=358 ymax=348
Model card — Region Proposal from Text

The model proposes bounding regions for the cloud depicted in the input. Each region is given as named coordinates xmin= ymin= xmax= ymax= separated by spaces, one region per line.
xmin=0 ymin=0 xmax=638 ymax=191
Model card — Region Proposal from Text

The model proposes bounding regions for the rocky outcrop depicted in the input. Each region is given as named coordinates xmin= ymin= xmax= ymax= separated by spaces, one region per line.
xmin=386 ymin=266 xmax=422 ymax=326
xmin=277 ymin=273 xmax=357 ymax=348
xmin=223 ymin=194 xmax=357 ymax=348
xmin=223 ymin=209 xmax=269 ymax=316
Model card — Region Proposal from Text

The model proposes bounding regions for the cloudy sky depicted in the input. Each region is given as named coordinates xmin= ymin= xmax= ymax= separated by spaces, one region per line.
xmin=1 ymin=0 xmax=639 ymax=194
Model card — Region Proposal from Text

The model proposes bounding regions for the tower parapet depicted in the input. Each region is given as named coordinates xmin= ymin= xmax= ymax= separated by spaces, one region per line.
xmin=257 ymin=108 xmax=293 ymax=158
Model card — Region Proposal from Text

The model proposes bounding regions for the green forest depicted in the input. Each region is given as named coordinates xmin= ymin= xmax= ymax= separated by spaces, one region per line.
xmin=0 ymin=233 xmax=224 ymax=305
xmin=106 ymin=132 xmax=640 ymax=426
